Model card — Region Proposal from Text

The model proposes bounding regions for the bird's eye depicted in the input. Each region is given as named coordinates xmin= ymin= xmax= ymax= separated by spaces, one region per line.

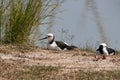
xmin=47 ymin=36 xmax=51 ymax=37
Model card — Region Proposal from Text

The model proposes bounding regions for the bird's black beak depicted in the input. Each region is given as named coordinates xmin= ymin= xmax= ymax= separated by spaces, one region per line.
xmin=39 ymin=37 xmax=47 ymax=40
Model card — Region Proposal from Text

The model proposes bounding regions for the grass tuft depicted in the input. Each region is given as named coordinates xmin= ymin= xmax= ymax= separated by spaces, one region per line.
xmin=76 ymin=70 xmax=120 ymax=80
xmin=0 ymin=63 xmax=58 ymax=80
xmin=0 ymin=0 xmax=62 ymax=45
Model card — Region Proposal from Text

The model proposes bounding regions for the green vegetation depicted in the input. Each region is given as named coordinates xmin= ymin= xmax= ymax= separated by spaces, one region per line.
xmin=0 ymin=0 xmax=61 ymax=44
xmin=76 ymin=70 xmax=120 ymax=80
xmin=0 ymin=65 xmax=58 ymax=80
xmin=1 ymin=66 xmax=120 ymax=80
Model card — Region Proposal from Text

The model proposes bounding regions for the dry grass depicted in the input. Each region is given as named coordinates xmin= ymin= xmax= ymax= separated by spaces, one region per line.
xmin=0 ymin=45 xmax=120 ymax=80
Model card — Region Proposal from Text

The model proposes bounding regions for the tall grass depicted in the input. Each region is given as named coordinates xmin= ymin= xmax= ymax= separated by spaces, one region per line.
xmin=0 ymin=0 xmax=62 ymax=44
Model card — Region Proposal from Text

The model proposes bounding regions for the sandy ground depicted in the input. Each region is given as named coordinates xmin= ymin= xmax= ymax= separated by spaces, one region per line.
xmin=0 ymin=49 xmax=120 ymax=74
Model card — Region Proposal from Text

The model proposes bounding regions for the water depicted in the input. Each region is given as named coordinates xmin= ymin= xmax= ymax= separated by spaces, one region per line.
xmin=37 ymin=0 xmax=120 ymax=50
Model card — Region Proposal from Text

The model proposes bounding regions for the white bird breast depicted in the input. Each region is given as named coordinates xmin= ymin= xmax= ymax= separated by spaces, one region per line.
xmin=103 ymin=47 xmax=109 ymax=55
xmin=47 ymin=42 xmax=61 ymax=50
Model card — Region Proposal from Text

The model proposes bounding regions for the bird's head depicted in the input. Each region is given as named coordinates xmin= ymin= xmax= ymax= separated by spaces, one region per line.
xmin=100 ymin=43 xmax=107 ymax=47
xmin=39 ymin=33 xmax=55 ymax=43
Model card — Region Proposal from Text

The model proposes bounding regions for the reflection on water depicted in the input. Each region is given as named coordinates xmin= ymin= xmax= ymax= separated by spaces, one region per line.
xmin=37 ymin=0 xmax=120 ymax=50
